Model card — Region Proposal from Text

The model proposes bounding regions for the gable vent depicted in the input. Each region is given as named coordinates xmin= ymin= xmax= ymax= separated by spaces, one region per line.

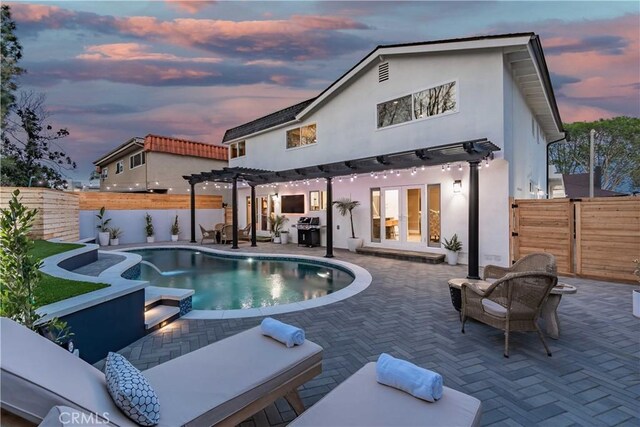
xmin=378 ymin=62 xmax=389 ymax=82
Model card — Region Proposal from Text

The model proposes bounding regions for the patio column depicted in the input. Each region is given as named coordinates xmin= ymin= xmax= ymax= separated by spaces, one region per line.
xmin=231 ymin=177 xmax=239 ymax=249
xmin=250 ymin=184 xmax=257 ymax=247
xmin=189 ymin=181 xmax=196 ymax=243
xmin=467 ymin=160 xmax=480 ymax=279
xmin=325 ymin=177 xmax=334 ymax=258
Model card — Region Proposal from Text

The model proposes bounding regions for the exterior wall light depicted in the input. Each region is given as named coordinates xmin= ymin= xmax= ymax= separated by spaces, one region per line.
xmin=453 ymin=180 xmax=462 ymax=193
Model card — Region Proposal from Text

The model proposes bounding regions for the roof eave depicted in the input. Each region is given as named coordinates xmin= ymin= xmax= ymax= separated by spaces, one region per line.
xmin=93 ymin=138 xmax=144 ymax=166
xmin=222 ymin=119 xmax=299 ymax=145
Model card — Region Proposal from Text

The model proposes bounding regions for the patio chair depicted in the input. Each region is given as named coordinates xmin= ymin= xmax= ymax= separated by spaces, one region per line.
xmin=0 ymin=318 xmax=322 ymax=426
xmin=483 ymin=253 xmax=556 ymax=281
xmin=220 ymin=224 xmax=233 ymax=244
xmin=461 ymin=271 xmax=557 ymax=358
xmin=238 ymin=223 xmax=252 ymax=241
xmin=289 ymin=362 xmax=482 ymax=427
xmin=199 ymin=224 xmax=217 ymax=244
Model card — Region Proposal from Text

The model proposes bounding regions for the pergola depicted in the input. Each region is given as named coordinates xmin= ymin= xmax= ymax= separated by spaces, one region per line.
xmin=184 ymin=138 xmax=500 ymax=279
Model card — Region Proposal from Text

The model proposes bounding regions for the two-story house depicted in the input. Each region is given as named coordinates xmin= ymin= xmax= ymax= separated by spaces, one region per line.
xmin=94 ymin=134 xmax=228 ymax=195
xmin=210 ymin=33 xmax=563 ymax=270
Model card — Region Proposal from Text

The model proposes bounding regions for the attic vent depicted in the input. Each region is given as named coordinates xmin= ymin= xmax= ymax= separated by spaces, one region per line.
xmin=378 ymin=62 xmax=389 ymax=82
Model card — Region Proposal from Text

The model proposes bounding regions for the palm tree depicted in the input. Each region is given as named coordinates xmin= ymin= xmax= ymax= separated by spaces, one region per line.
xmin=332 ymin=198 xmax=360 ymax=239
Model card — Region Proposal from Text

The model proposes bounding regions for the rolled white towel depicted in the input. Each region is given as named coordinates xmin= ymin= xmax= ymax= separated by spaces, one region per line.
xmin=260 ymin=317 xmax=305 ymax=348
xmin=376 ymin=353 xmax=443 ymax=402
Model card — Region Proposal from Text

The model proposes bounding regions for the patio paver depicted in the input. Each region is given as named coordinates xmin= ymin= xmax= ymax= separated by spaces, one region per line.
xmin=101 ymin=242 xmax=640 ymax=426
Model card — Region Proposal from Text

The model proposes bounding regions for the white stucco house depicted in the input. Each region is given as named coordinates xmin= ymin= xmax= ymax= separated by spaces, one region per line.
xmin=186 ymin=33 xmax=564 ymax=276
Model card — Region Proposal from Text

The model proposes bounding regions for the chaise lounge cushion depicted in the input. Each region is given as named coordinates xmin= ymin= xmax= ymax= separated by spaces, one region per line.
xmin=143 ymin=326 xmax=322 ymax=426
xmin=289 ymin=362 xmax=482 ymax=427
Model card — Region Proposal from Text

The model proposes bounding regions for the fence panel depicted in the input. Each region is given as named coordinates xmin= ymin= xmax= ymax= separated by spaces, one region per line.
xmin=0 ymin=187 xmax=79 ymax=241
xmin=575 ymin=197 xmax=640 ymax=282
xmin=512 ymin=199 xmax=573 ymax=275
xmin=78 ymin=192 xmax=222 ymax=210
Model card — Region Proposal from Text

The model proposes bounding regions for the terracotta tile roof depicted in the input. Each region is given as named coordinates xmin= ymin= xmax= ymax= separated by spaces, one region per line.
xmin=144 ymin=134 xmax=227 ymax=161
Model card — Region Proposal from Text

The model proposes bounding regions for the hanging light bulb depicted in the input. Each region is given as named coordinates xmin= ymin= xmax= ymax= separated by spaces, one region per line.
xmin=370 ymin=172 xmax=375 ymax=178
xmin=446 ymin=164 xmax=451 ymax=171
xmin=383 ymin=172 xmax=387 ymax=179
xmin=350 ymin=176 xmax=354 ymax=182
xmin=374 ymin=173 xmax=378 ymax=179
xmin=421 ymin=165 xmax=425 ymax=171
xmin=396 ymin=170 xmax=401 ymax=177
xmin=458 ymin=163 xmax=462 ymax=171
xmin=478 ymin=162 xmax=482 ymax=169
xmin=338 ymin=177 xmax=343 ymax=183
xmin=485 ymin=158 xmax=489 ymax=168
xmin=441 ymin=165 xmax=445 ymax=172
xmin=316 ymin=177 xmax=320 ymax=182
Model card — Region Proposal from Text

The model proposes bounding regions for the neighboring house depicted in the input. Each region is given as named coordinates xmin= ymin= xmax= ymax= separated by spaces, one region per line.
xmin=94 ymin=134 xmax=228 ymax=194
xmin=561 ymin=167 xmax=627 ymax=198
xmin=219 ymin=33 xmax=564 ymax=266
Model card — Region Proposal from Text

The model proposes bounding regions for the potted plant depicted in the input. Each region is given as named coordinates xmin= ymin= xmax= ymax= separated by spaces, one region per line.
xmin=280 ymin=230 xmax=290 ymax=244
xmin=109 ymin=227 xmax=122 ymax=246
xmin=332 ymin=198 xmax=362 ymax=252
xmin=443 ymin=234 xmax=463 ymax=265
xmin=95 ymin=206 xmax=111 ymax=246
xmin=145 ymin=213 xmax=155 ymax=243
xmin=633 ymin=259 xmax=640 ymax=318
xmin=170 ymin=215 xmax=180 ymax=242
xmin=268 ymin=214 xmax=288 ymax=244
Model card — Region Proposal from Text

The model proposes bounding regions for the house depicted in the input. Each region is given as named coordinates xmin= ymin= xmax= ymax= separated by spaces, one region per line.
xmin=93 ymin=134 xmax=228 ymax=194
xmin=193 ymin=33 xmax=563 ymax=272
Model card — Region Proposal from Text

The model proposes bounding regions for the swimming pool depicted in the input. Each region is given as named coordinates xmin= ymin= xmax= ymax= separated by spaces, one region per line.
xmin=127 ymin=248 xmax=355 ymax=310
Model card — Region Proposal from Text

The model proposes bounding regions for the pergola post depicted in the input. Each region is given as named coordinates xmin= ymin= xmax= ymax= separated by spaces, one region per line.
xmin=250 ymin=184 xmax=257 ymax=247
xmin=189 ymin=181 xmax=196 ymax=243
xmin=325 ymin=177 xmax=334 ymax=258
xmin=467 ymin=160 xmax=480 ymax=279
xmin=231 ymin=177 xmax=239 ymax=249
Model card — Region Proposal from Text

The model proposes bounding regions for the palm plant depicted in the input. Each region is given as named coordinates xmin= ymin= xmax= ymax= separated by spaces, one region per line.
xmin=443 ymin=234 xmax=463 ymax=252
xmin=268 ymin=214 xmax=288 ymax=237
xmin=109 ymin=227 xmax=123 ymax=239
xmin=144 ymin=213 xmax=154 ymax=237
xmin=171 ymin=215 xmax=180 ymax=235
xmin=95 ymin=206 xmax=111 ymax=232
xmin=332 ymin=198 xmax=360 ymax=239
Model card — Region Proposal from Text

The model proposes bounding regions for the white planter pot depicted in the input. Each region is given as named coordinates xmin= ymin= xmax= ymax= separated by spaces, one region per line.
xmin=446 ymin=250 xmax=459 ymax=266
xmin=633 ymin=289 xmax=640 ymax=318
xmin=347 ymin=238 xmax=364 ymax=252
xmin=147 ymin=236 xmax=155 ymax=243
xmin=273 ymin=236 xmax=281 ymax=244
xmin=98 ymin=232 xmax=110 ymax=247
xmin=280 ymin=233 xmax=289 ymax=244
xmin=109 ymin=238 xmax=119 ymax=246
xmin=171 ymin=235 xmax=179 ymax=242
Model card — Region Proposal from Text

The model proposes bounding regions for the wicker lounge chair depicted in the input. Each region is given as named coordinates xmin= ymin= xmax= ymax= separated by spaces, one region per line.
xmin=289 ymin=362 xmax=482 ymax=427
xmin=0 ymin=318 xmax=322 ymax=426
xmin=220 ymin=224 xmax=233 ymax=244
xmin=483 ymin=253 xmax=557 ymax=280
xmin=199 ymin=224 xmax=217 ymax=244
xmin=461 ymin=271 xmax=557 ymax=358
xmin=238 ymin=223 xmax=252 ymax=241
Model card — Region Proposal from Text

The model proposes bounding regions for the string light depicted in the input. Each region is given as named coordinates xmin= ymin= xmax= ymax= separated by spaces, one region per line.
xmin=383 ymin=172 xmax=387 ymax=179
xmin=374 ymin=173 xmax=378 ymax=179
xmin=441 ymin=165 xmax=445 ymax=172
xmin=446 ymin=164 xmax=451 ymax=171
xmin=370 ymin=172 xmax=375 ymax=178
xmin=396 ymin=170 xmax=400 ymax=177
xmin=421 ymin=165 xmax=425 ymax=171
xmin=485 ymin=158 xmax=490 ymax=168
xmin=458 ymin=163 xmax=462 ymax=171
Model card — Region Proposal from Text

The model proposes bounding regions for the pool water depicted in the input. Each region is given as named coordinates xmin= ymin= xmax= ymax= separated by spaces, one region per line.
xmin=130 ymin=249 xmax=354 ymax=310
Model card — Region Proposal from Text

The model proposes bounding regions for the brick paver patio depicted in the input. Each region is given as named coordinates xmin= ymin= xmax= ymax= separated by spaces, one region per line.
xmin=102 ymin=242 xmax=640 ymax=426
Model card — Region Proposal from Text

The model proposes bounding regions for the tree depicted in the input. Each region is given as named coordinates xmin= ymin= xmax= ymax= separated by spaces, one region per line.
xmin=332 ymin=198 xmax=360 ymax=238
xmin=1 ymin=5 xmax=25 ymax=127
xmin=549 ymin=117 xmax=640 ymax=192
xmin=1 ymin=92 xmax=75 ymax=187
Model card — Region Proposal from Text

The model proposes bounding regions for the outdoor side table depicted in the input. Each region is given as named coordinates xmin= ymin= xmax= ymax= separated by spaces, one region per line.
xmin=447 ymin=278 xmax=491 ymax=312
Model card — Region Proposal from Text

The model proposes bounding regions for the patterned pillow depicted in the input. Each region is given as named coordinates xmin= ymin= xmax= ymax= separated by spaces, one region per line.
xmin=104 ymin=352 xmax=160 ymax=426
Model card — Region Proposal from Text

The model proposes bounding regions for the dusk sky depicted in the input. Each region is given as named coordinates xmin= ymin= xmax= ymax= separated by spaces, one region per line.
xmin=8 ymin=0 xmax=640 ymax=181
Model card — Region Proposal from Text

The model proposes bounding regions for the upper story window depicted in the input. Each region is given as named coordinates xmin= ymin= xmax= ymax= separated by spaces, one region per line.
xmin=129 ymin=151 xmax=146 ymax=169
xmin=115 ymin=160 xmax=124 ymax=174
xmin=286 ymin=124 xmax=316 ymax=149
xmin=101 ymin=167 xmax=108 ymax=179
xmin=377 ymin=80 xmax=457 ymax=129
xmin=230 ymin=141 xmax=246 ymax=159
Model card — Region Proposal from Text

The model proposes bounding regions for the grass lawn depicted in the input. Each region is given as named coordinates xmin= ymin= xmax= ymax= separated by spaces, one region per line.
xmin=30 ymin=240 xmax=109 ymax=308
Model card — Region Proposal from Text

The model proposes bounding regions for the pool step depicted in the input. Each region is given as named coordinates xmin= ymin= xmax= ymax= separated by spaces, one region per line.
xmin=355 ymin=246 xmax=445 ymax=264
xmin=144 ymin=286 xmax=194 ymax=308
xmin=145 ymin=305 xmax=180 ymax=330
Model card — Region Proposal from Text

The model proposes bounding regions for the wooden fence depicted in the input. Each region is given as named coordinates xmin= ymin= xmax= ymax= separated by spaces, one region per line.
xmin=0 ymin=187 xmax=79 ymax=241
xmin=511 ymin=196 xmax=640 ymax=283
xmin=78 ymin=192 xmax=222 ymax=210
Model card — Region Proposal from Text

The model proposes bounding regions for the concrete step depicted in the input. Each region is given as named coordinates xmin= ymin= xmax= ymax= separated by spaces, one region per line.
xmin=144 ymin=305 xmax=180 ymax=330
xmin=356 ymin=246 xmax=445 ymax=264
xmin=144 ymin=286 xmax=194 ymax=308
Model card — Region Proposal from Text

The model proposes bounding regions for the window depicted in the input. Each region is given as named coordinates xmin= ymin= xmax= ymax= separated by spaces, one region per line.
xmin=286 ymin=124 xmax=316 ymax=149
xmin=116 ymin=160 xmax=124 ymax=174
xmin=129 ymin=151 xmax=146 ymax=169
xmin=309 ymin=190 xmax=327 ymax=211
xmin=230 ymin=141 xmax=246 ymax=159
xmin=377 ymin=81 xmax=457 ymax=129
xmin=101 ymin=167 xmax=108 ymax=180
xmin=371 ymin=188 xmax=381 ymax=242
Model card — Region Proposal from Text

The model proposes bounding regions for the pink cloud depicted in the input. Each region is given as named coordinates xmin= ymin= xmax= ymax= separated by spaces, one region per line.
xmin=9 ymin=3 xmax=73 ymax=22
xmin=77 ymin=43 xmax=221 ymax=63
xmin=165 ymin=0 xmax=215 ymax=14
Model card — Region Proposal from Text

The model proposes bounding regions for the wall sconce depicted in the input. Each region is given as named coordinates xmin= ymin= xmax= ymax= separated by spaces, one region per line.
xmin=453 ymin=180 xmax=462 ymax=193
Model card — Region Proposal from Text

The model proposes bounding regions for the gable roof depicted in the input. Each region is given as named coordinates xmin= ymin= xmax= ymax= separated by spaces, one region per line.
xmin=222 ymin=32 xmax=564 ymax=144
xmin=222 ymin=98 xmax=316 ymax=143
xmin=94 ymin=134 xmax=227 ymax=167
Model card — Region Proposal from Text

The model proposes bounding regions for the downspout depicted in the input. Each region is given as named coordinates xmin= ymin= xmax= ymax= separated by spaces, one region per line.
xmin=546 ymin=136 xmax=566 ymax=199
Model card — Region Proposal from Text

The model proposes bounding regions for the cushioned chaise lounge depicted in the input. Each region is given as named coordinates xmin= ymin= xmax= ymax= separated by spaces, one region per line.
xmin=0 ymin=318 xmax=322 ymax=426
xmin=289 ymin=362 xmax=482 ymax=427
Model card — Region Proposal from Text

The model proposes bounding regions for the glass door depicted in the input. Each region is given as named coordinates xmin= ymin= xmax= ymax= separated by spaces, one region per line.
xmin=405 ymin=187 xmax=423 ymax=243
xmin=382 ymin=188 xmax=400 ymax=242
xmin=380 ymin=186 xmax=425 ymax=247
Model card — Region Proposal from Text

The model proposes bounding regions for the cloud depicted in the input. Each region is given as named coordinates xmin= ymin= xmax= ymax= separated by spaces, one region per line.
xmin=544 ymin=35 xmax=628 ymax=56
xmin=76 ymin=43 xmax=221 ymax=63
xmin=165 ymin=0 xmax=215 ymax=14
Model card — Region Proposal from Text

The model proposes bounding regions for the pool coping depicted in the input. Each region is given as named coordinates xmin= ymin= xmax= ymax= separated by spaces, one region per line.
xmin=115 ymin=244 xmax=373 ymax=319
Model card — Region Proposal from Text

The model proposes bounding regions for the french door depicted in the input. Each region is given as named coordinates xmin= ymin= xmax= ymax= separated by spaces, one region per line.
xmin=381 ymin=186 xmax=424 ymax=247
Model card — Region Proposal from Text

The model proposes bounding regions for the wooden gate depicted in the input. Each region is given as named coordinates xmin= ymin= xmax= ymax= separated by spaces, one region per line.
xmin=511 ymin=196 xmax=640 ymax=283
